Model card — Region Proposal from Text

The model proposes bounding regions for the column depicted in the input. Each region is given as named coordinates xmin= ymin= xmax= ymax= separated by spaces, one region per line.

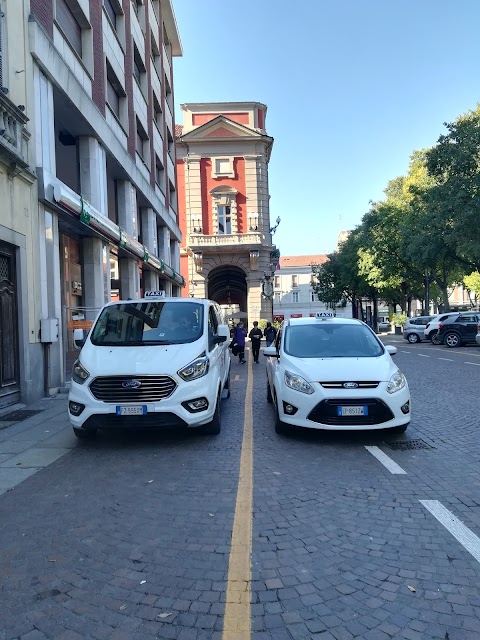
xmin=141 ymin=207 xmax=159 ymax=292
xmin=83 ymin=238 xmax=108 ymax=319
xmin=78 ymin=137 xmax=108 ymax=215
xmin=158 ymin=225 xmax=171 ymax=265
xmin=170 ymin=239 xmax=180 ymax=273
xmin=117 ymin=180 xmax=140 ymax=299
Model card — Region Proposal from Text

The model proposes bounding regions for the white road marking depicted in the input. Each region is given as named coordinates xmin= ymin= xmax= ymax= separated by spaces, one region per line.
xmin=365 ymin=446 xmax=407 ymax=475
xmin=420 ymin=500 xmax=480 ymax=564
xmin=418 ymin=354 xmax=430 ymax=358
xmin=400 ymin=351 xmax=411 ymax=354
xmin=438 ymin=358 xmax=453 ymax=361
xmin=465 ymin=362 xmax=480 ymax=366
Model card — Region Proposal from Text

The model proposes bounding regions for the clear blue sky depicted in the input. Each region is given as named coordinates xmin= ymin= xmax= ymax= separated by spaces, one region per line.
xmin=172 ymin=0 xmax=480 ymax=257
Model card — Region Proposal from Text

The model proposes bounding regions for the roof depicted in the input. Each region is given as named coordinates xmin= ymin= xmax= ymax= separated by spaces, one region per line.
xmin=175 ymin=124 xmax=184 ymax=138
xmin=286 ymin=316 xmax=359 ymax=326
xmin=279 ymin=255 xmax=328 ymax=268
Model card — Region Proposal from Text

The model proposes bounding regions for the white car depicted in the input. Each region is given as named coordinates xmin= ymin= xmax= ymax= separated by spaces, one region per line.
xmin=424 ymin=312 xmax=459 ymax=344
xmin=68 ymin=296 xmax=231 ymax=438
xmin=264 ymin=314 xmax=410 ymax=435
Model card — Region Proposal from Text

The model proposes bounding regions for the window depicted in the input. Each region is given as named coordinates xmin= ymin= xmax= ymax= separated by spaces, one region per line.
xmin=164 ymin=73 xmax=173 ymax=110
xmin=292 ymin=275 xmax=298 ymax=288
xmin=133 ymin=44 xmax=145 ymax=89
xmin=274 ymin=276 xmax=280 ymax=289
xmin=153 ymin=93 xmax=163 ymax=131
xmin=292 ymin=292 xmax=299 ymax=303
xmin=169 ymin=179 xmax=177 ymax=210
xmin=104 ymin=0 xmax=117 ymax=29
xmin=106 ymin=64 xmax=121 ymax=117
xmin=56 ymin=0 xmax=82 ymax=57
xmin=155 ymin=155 xmax=165 ymax=192
xmin=217 ymin=206 xmax=231 ymax=235
xmin=208 ymin=307 xmax=219 ymax=351
xmin=166 ymin=127 xmax=174 ymax=158
xmin=274 ymin=292 xmax=281 ymax=304
xmin=135 ymin=118 xmax=148 ymax=162
xmin=131 ymin=0 xmax=142 ymax=14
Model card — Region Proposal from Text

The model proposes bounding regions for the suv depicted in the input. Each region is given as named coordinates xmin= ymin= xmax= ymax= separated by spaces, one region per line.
xmin=403 ymin=316 xmax=434 ymax=343
xmin=424 ymin=312 xmax=459 ymax=344
xmin=436 ymin=312 xmax=480 ymax=347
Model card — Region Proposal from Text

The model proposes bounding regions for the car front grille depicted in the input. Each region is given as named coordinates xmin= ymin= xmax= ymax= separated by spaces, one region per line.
xmin=89 ymin=376 xmax=177 ymax=402
xmin=307 ymin=398 xmax=394 ymax=425
xmin=320 ymin=381 xmax=379 ymax=389
xmin=83 ymin=413 xmax=187 ymax=430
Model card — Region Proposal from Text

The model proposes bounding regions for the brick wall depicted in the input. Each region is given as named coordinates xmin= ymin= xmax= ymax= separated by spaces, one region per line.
xmin=30 ymin=0 xmax=53 ymax=38
xmin=89 ymin=0 xmax=105 ymax=115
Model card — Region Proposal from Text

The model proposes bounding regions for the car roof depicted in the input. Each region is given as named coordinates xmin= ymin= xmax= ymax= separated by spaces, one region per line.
xmin=285 ymin=316 xmax=363 ymax=327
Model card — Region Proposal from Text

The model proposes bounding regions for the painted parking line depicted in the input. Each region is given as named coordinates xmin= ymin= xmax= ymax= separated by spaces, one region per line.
xmin=418 ymin=354 xmax=430 ymax=358
xmin=421 ymin=500 xmax=480 ymax=564
xmin=223 ymin=355 xmax=253 ymax=640
xmin=400 ymin=351 xmax=411 ymax=354
xmin=438 ymin=357 xmax=453 ymax=361
xmin=465 ymin=362 xmax=480 ymax=366
xmin=364 ymin=446 xmax=407 ymax=475
xmin=234 ymin=375 xmax=240 ymax=381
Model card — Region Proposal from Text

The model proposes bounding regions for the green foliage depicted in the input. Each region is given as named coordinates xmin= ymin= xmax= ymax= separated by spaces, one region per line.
xmin=464 ymin=272 xmax=480 ymax=296
xmin=258 ymin=319 xmax=268 ymax=331
xmin=392 ymin=313 xmax=408 ymax=326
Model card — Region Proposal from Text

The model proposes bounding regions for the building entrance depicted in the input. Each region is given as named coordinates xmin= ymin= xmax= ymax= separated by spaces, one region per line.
xmin=0 ymin=242 xmax=20 ymax=408
xmin=207 ymin=265 xmax=247 ymax=319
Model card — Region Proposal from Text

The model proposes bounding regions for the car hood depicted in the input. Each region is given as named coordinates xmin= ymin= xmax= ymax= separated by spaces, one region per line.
xmin=79 ymin=341 xmax=205 ymax=377
xmin=282 ymin=354 xmax=397 ymax=383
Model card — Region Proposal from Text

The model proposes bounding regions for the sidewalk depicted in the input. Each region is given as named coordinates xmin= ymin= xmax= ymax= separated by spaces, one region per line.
xmin=0 ymin=393 xmax=74 ymax=496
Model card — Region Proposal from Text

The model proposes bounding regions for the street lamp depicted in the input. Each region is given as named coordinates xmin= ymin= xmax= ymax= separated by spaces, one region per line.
xmin=269 ymin=216 xmax=281 ymax=235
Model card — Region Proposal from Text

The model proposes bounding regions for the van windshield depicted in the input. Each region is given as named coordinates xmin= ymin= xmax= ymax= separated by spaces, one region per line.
xmin=90 ymin=301 xmax=204 ymax=346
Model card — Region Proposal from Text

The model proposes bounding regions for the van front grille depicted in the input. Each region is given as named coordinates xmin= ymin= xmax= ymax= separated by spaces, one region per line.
xmin=89 ymin=376 xmax=177 ymax=402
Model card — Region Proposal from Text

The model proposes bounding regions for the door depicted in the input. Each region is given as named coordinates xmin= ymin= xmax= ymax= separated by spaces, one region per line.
xmin=0 ymin=242 xmax=20 ymax=407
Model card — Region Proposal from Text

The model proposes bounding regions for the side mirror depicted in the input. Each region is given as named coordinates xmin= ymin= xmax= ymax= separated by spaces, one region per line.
xmin=213 ymin=335 xmax=227 ymax=344
xmin=73 ymin=328 xmax=86 ymax=350
xmin=217 ymin=324 xmax=230 ymax=340
xmin=385 ymin=345 xmax=397 ymax=356
xmin=263 ymin=346 xmax=278 ymax=358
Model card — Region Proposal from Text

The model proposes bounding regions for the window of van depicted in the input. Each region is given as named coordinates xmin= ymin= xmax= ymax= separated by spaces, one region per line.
xmin=90 ymin=301 xmax=204 ymax=346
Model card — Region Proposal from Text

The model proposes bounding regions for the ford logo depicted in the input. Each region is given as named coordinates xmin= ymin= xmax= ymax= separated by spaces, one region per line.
xmin=122 ymin=379 xmax=142 ymax=389
xmin=343 ymin=382 xmax=359 ymax=389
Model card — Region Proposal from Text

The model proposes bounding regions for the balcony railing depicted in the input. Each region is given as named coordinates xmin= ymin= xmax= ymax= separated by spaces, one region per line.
xmin=188 ymin=232 xmax=268 ymax=252
xmin=0 ymin=92 xmax=30 ymax=171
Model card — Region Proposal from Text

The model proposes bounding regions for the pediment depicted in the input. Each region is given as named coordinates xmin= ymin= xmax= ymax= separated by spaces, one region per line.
xmin=178 ymin=115 xmax=263 ymax=142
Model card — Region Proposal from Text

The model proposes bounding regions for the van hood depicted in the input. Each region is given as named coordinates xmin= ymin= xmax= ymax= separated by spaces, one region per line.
xmin=283 ymin=354 xmax=396 ymax=383
xmin=79 ymin=341 xmax=203 ymax=377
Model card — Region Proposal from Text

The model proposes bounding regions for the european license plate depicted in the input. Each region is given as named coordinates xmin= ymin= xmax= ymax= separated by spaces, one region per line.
xmin=116 ymin=406 xmax=147 ymax=416
xmin=337 ymin=406 xmax=368 ymax=417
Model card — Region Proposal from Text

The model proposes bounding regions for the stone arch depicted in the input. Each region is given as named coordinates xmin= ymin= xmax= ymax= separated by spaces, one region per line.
xmin=207 ymin=264 xmax=247 ymax=311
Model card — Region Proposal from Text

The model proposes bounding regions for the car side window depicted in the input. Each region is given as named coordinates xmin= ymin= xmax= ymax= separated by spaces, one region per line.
xmin=208 ymin=307 xmax=218 ymax=351
xmin=459 ymin=314 xmax=475 ymax=323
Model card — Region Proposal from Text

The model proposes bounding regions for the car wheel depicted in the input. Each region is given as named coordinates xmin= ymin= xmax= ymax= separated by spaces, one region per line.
xmin=267 ymin=379 xmax=273 ymax=404
xmin=274 ymin=395 xmax=289 ymax=435
xmin=73 ymin=427 xmax=97 ymax=439
xmin=407 ymin=333 xmax=420 ymax=343
xmin=203 ymin=392 xmax=221 ymax=435
xmin=431 ymin=331 xmax=442 ymax=345
xmin=390 ymin=423 xmax=409 ymax=434
xmin=445 ymin=332 xmax=461 ymax=348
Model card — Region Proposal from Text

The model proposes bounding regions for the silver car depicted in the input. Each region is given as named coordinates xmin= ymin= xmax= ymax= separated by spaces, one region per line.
xmin=476 ymin=321 xmax=480 ymax=346
xmin=403 ymin=316 xmax=435 ymax=344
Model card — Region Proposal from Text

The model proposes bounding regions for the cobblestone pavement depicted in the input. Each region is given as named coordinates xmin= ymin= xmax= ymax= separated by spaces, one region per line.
xmin=1 ymin=340 xmax=480 ymax=639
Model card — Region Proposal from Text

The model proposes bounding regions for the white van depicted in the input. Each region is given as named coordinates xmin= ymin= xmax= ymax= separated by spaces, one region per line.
xmin=68 ymin=296 xmax=231 ymax=438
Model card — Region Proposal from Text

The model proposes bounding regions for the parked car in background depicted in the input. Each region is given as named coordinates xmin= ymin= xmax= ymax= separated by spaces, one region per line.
xmin=424 ymin=312 xmax=459 ymax=344
xmin=436 ymin=312 xmax=480 ymax=347
xmin=378 ymin=320 xmax=391 ymax=332
xmin=402 ymin=316 xmax=435 ymax=343
xmin=476 ymin=322 xmax=480 ymax=346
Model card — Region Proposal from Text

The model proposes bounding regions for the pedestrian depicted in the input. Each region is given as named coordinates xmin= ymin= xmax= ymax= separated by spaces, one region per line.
xmin=233 ymin=321 xmax=247 ymax=364
xmin=249 ymin=321 xmax=263 ymax=364
xmin=264 ymin=321 xmax=277 ymax=347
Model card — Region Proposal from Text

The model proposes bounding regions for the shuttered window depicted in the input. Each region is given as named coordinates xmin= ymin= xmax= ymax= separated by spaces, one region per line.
xmin=56 ymin=0 xmax=82 ymax=58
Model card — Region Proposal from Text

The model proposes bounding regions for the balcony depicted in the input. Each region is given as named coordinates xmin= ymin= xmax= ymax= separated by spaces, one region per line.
xmin=0 ymin=92 xmax=30 ymax=172
xmin=188 ymin=232 xmax=267 ymax=253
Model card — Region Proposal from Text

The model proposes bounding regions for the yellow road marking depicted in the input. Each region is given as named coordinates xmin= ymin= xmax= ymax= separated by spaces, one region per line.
xmin=223 ymin=355 xmax=253 ymax=640
xmin=234 ymin=374 xmax=240 ymax=381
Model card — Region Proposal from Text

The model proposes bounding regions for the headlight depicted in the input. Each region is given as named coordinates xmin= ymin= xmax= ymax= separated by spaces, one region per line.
xmin=72 ymin=360 xmax=90 ymax=385
xmin=178 ymin=355 xmax=210 ymax=381
xmin=387 ymin=370 xmax=407 ymax=394
xmin=284 ymin=370 xmax=314 ymax=394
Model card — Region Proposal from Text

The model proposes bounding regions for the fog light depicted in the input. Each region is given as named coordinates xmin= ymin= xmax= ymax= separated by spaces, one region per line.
xmin=182 ymin=398 xmax=209 ymax=413
xmin=69 ymin=401 xmax=85 ymax=416
xmin=400 ymin=401 xmax=410 ymax=414
xmin=282 ymin=401 xmax=298 ymax=415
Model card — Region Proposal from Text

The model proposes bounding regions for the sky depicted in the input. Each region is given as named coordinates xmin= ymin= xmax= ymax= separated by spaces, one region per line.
xmin=172 ymin=0 xmax=480 ymax=257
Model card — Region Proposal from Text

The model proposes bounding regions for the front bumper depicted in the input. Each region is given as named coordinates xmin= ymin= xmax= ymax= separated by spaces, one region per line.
xmin=68 ymin=376 xmax=217 ymax=430
xmin=275 ymin=384 xmax=411 ymax=431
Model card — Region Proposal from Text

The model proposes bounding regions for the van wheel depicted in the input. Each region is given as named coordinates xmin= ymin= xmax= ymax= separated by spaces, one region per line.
xmin=267 ymin=380 xmax=273 ymax=404
xmin=203 ymin=394 xmax=221 ymax=435
xmin=73 ymin=427 xmax=97 ymax=440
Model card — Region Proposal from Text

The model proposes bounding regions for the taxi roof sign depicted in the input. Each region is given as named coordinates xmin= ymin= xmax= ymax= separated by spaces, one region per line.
xmin=315 ymin=312 xmax=335 ymax=318
xmin=144 ymin=290 xmax=165 ymax=298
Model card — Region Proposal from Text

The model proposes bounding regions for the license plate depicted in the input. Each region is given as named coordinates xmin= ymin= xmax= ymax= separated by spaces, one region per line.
xmin=337 ymin=406 xmax=368 ymax=417
xmin=116 ymin=406 xmax=147 ymax=416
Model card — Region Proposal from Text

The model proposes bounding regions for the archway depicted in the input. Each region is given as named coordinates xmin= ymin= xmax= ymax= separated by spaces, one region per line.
xmin=207 ymin=265 xmax=247 ymax=313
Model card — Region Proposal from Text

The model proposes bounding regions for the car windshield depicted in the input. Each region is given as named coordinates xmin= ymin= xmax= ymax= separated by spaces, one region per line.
xmin=284 ymin=323 xmax=384 ymax=358
xmin=90 ymin=301 xmax=204 ymax=346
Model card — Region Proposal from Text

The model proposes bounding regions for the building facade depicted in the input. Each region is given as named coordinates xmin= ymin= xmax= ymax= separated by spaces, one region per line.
xmin=273 ymin=255 xmax=353 ymax=322
xmin=176 ymin=102 xmax=276 ymax=324
xmin=28 ymin=0 xmax=184 ymax=393
xmin=0 ymin=0 xmax=43 ymax=408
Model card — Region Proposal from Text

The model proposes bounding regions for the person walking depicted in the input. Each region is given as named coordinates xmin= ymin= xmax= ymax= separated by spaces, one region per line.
xmin=264 ymin=321 xmax=277 ymax=347
xmin=233 ymin=321 xmax=247 ymax=364
xmin=249 ymin=321 xmax=263 ymax=364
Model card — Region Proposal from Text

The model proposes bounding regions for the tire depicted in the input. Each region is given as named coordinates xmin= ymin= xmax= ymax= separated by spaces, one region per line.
xmin=73 ymin=427 xmax=97 ymax=439
xmin=274 ymin=395 xmax=289 ymax=435
xmin=407 ymin=333 xmax=420 ymax=344
xmin=431 ymin=331 xmax=442 ymax=345
xmin=444 ymin=332 xmax=462 ymax=348
xmin=267 ymin=380 xmax=273 ymax=404
xmin=203 ymin=392 xmax=221 ymax=435
xmin=390 ymin=423 xmax=409 ymax=434
xmin=224 ymin=371 xmax=231 ymax=399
